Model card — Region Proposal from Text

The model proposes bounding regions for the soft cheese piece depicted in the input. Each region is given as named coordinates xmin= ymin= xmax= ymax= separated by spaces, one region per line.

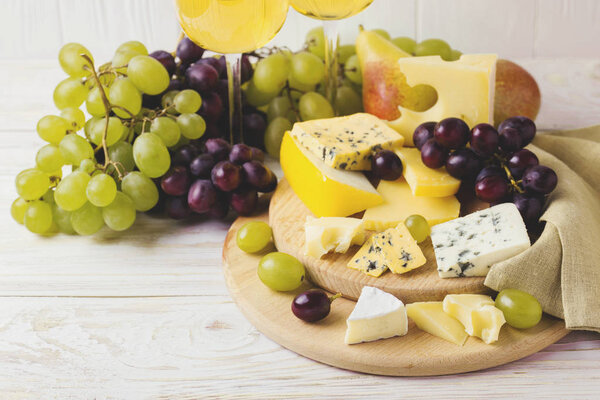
xmin=362 ymin=178 xmax=460 ymax=231
xmin=431 ymin=203 xmax=531 ymax=278
xmin=387 ymin=54 xmax=497 ymax=146
xmin=347 ymin=232 xmax=390 ymax=277
xmin=396 ymin=147 xmax=460 ymax=197
xmin=304 ymin=216 xmax=365 ymax=259
xmin=345 ymin=286 xmax=408 ymax=344
xmin=290 ymin=113 xmax=404 ymax=171
xmin=280 ymin=132 xmax=383 ymax=217
xmin=443 ymin=294 xmax=506 ymax=344
xmin=406 ymin=302 xmax=469 ymax=346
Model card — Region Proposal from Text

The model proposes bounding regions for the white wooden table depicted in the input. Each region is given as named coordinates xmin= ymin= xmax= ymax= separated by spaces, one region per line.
xmin=0 ymin=59 xmax=599 ymax=399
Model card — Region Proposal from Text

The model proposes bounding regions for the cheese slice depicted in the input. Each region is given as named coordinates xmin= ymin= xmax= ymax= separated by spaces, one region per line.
xmin=387 ymin=54 xmax=497 ymax=146
xmin=290 ymin=113 xmax=404 ymax=170
xmin=406 ymin=302 xmax=469 ymax=346
xmin=304 ymin=216 xmax=365 ymax=259
xmin=280 ymin=132 xmax=383 ymax=217
xmin=345 ymin=286 xmax=408 ymax=344
xmin=347 ymin=232 xmax=390 ymax=277
xmin=396 ymin=147 xmax=460 ymax=197
xmin=380 ymin=223 xmax=426 ymax=274
xmin=443 ymin=294 xmax=506 ymax=344
xmin=362 ymin=178 xmax=460 ymax=231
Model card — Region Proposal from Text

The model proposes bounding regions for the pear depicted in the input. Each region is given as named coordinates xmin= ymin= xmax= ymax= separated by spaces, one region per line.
xmin=494 ymin=59 xmax=540 ymax=125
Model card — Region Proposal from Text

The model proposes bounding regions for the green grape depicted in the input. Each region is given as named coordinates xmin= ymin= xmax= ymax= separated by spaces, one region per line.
xmin=267 ymin=96 xmax=293 ymax=123
xmin=291 ymin=52 xmax=325 ymax=86
xmin=404 ymin=214 xmax=430 ymax=243
xmin=237 ymin=221 xmax=273 ymax=253
xmin=253 ymin=53 xmax=290 ymax=94
xmin=53 ymin=77 xmax=88 ymax=110
xmin=58 ymin=43 xmax=93 ymax=78
xmin=52 ymin=204 xmax=75 ymax=234
xmin=288 ymin=73 xmax=315 ymax=93
xmin=15 ymin=169 xmax=50 ymax=201
xmin=107 ymin=142 xmax=135 ymax=172
xmin=116 ymin=41 xmax=148 ymax=56
xmin=298 ymin=92 xmax=334 ymax=121
xmin=54 ymin=170 xmax=91 ymax=211
xmin=414 ymin=38 xmax=452 ymax=60
xmin=392 ymin=37 xmax=417 ymax=54
xmin=151 ymin=117 xmax=181 ymax=147
xmin=102 ymin=191 xmax=136 ymax=231
xmin=257 ymin=252 xmax=305 ymax=291
xmin=37 ymin=115 xmax=69 ymax=144
xmin=372 ymin=29 xmax=391 ymax=41
xmin=59 ymin=134 xmax=94 ymax=166
xmin=70 ymin=202 xmax=104 ymax=235
xmin=23 ymin=200 xmax=53 ymax=234
xmin=36 ymin=144 xmax=65 ymax=173
xmin=305 ymin=26 xmax=325 ymax=59
xmin=86 ymin=86 xmax=110 ymax=117
xmin=86 ymin=173 xmax=117 ymax=207
xmin=127 ymin=55 xmax=170 ymax=95
xmin=344 ymin=55 xmax=362 ymax=84
xmin=161 ymin=90 xmax=180 ymax=114
xmin=133 ymin=133 xmax=171 ymax=178
xmin=109 ymin=78 xmax=142 ymax=118
xmin=112 ymin=50 xmax=140 ymax=75
xmin=337 ymin=44 xmax=356 ymax=64
xmin=335 ymin=86 xmax=362 ymax=116
xmin=89 ymin=116 xmax=125 ymax=146
xmin=245 ymin=80 xmax=278 ymax=107
xmin=495 ymin=289 xmax=543 ymax=329
xmin=121 ymin=171 xmax=159 ymax=211
xmin=78 ymin=158 xmax=96 ymax=174
xmin=449 ymin=49 xmax=462 ymax=61
xmin=177 ymin=113 xmax=206 ymax=140
xmin=174 ymin=90 xmax=202 ymax=114
xmin=11 ymin=198 xmax=29 ymax=224
xmin=42 ymin=189 xmax=55 ymax=205
xmin=265 ymin=117 xmax=292 ymax=158
xmin=60 ymin=107 xmax=85 ymax=131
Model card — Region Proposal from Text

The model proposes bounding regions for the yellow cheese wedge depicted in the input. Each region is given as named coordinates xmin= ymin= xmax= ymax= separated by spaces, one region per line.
xmin=396 ymin=147 xmax=461 ymax=197
xmin=280 ymin=132 xmax=383 ymax=217
xmin=443 ymin=294 xmax=506 ymax=344
xmin=387 ymin=54 xmax=498 ymax=146
xmin=304 ymin=217 xmax=365 ymax=259
xmin=362 ymin=178 xmax=460 ymax=231
xmin=406 ymin=302 xmax=469 ymax=346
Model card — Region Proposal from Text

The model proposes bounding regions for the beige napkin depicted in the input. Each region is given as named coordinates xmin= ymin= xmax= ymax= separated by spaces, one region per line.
xmin=485 ymin=126 xmax=600 ymax=332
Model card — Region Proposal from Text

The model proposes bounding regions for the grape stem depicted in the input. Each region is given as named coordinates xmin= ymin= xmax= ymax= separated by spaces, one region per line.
xmin=329 ymin=293 xmax=342 ymax=303
xmin=283 ymin=81 xmax=302 ymax=122
xmin=502 ymin=164 xmax=525 ymax=194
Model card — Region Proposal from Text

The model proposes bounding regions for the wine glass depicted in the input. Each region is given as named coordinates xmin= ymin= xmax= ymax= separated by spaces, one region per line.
xmin=290 ymin=0 xmax=374 ymax=109
xmin=174 ymin=0 xmax=289 ymax=144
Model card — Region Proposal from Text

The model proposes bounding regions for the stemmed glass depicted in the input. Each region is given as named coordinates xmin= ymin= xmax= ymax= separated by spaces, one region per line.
xmin=174 ymin=0 xmax=289 ymax=144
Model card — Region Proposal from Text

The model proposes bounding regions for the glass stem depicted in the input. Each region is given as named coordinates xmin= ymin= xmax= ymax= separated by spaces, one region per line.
xmin=225 ymin=53 xmax=243 ymax=144
xmin=322 ymin=20 xmax=339 ymax=113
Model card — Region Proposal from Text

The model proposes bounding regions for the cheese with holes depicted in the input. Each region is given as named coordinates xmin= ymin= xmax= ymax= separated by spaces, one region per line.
xmin=443 ymin=294 xmax=506 ymax=344
xmin=280 ymin=132 xmax=383 ymax=217
xmin=387 ymin=54 xmax=497 ymax=146
xmin=362 ymin=178 xmax=460 ymax=231
xmin=345 ymin=286 xmax=408 ymax=344
xmin=304 ymin=217 xmax=365 ymax=259
xmin=406 ymin=302 xmax=469 ymax=346
xmin=431 ymin=203 xmax=530 ymax=278
xmin=290 ymin=113 xmax=404 ymax=170
xmin=396 ymin=147 xmax=460 ymax=197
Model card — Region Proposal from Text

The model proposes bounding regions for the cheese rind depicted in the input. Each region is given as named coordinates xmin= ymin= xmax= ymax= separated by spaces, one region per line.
xmin=345 ymin=286 xmax=408 ymax=344
xmin=406 ymin=302 xmax=469 ymax=346
xmin=290 ymin=113 xmax=404 ymax=170
xmin=396 ymin=147 xmax=460 ymax=197
xmin=443 ymin=294 xmax=506 ymax=344
xmin=304 ymin=217 xmax=365 ymax=259
xmin=431 ymin=203 xmax=531 ymax=278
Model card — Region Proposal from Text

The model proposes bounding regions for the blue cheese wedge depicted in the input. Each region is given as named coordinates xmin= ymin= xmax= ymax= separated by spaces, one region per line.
xmin=347 ymin=232 xmax=390 ymax=277
xmin=290 ymin=113 xmax=404 ymax=171
xmin=431 ymin=203 xmax=531 ymax=278
xmin=345 ymin=286 xmax=408 ymax=344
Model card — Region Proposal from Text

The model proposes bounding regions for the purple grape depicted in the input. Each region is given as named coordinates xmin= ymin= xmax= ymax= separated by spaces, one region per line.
xmin=513 ymin=193 xmax=544 ymax=225
xmin=216 ymin=56 xmax=227 ymax=78
xmin=190 ymin=153 xmax=216 ymax=178
xmin=470 ymin=123 xmax=499 ymax=158
xmin=261 ymin=173 xmax=278 ymax=193
xmin=522 ymin=165 xmax=558 ymax=194
xmin=147 ymin=185 xmax=166 ymax=215
xmin=166 ymin=196 xmax=191 ymax=220
xmin=413 ymin=121 xmax=436 ymax=150
xmin=371 ymin=150 xmax=403 ymax=181
xmin=161 ymin=166 xmax=191 ymax=196
xmin=208 ymin=199 xmax=229 ymax=219
xmin=498 ymin=127 xmax=523 ymax=153
xmin=211 ymin=161 xmax=242 ymax=192
xmin=445 ymin=148 xmax=481 ymax=180
xmin=499 ymin=116 xmax=536 ymax=146
xmin=216 ymin=79 xmax=229 ymax=108
xmin=204 ymin=123 xmax=222 ymax=139
xmin=176 ymin=63 xmax=189 ymax=78
xmin=231 ymin=188 xmax=258 ymax=216
xmin=229 ymin=143 xmax=253 ymax=165
xmin=475 ymin=175 xmax=510 ymax=203
xmin=241 ymin=54 xmax=253 ymax=83
xmin=421 ymin=139 xmax=449 ymax=169
xmin=149 ymin=50 xmax=176 ymax=76
xmin=185 ymin=63 xmax=219 ymax=93
xmin=243 ymin=112 xmax=267 ymax=149
xmin=507 ymin=149 xmax=539 ymax=179
xmin=198 ymin=91 xmax=224 ymax=122
xmin=205 ymin=138 xmax=231 ymax=161
xmin=187 ymin=179 xmax=217 ymax=213
xmin=167 ymin=78 xmax=185 ymax=91
xmin=476 ymin=165 xmax=506 ymax=183
xmin=172 ymin=144 xmax=198 ymax=166
xmin=434 ymin=118 xmax=470 ymax=149
xmin=250 ymin=147 xmax=265 ymax=162
xmin=176 ymin=37 xmax=205 ymax=65
xmin=196 ymin=57 xmax=225 ymax=78
xmin=242 ymin=161 xmax=273 ymax=190
xmin=292 ymin=289 xmax=332 ymax=322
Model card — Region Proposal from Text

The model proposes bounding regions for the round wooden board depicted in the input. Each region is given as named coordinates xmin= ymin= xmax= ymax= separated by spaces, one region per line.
xmin=222 ymin=213 xmax=569 ymax=376
xmin=269 ymin=178 xmax=490 ymax=303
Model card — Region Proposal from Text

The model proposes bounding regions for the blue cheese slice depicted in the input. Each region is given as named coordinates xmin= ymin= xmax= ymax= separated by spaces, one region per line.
xmin=431 ymin=203 xmax=531 ymax=278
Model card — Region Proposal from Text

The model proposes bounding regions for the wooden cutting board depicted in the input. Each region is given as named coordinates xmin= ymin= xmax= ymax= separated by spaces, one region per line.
xmin=222 ymin=213 xmax=569 ymax=376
